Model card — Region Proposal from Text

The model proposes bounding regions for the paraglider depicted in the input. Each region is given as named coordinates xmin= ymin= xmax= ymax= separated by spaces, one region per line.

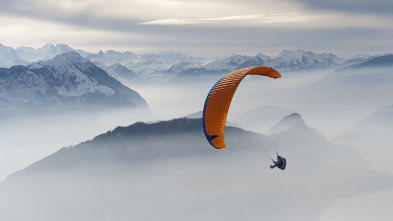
xmin=202 ymin=66 xmax=281 ymax=149
xmin=270 ymin=153 xmax=287 ymax=170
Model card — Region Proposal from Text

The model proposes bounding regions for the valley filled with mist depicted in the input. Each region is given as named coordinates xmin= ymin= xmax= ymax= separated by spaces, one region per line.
xmin=1 ymin=43 xmax=393 ymax=220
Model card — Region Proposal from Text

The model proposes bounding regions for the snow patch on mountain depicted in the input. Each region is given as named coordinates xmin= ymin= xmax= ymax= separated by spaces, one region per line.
xmin=15 ymin=43 xmax=90 ymax=63
xmin=56 ymin=80 xmax=114 ymax=97
xmin=166 ymin=61 xmax=204 ymax=73
xmin=87 ymin=50 xmax=139 ymax=66
xmin=0 ymin=52 xmax=148 ymax=112
xmin=171 ymin=50 xmax=345 ymax=82
xmin=270 ymin=50 xmax=343 ymax=70
xmin=32 ymin=52 xmax=115 ymax=97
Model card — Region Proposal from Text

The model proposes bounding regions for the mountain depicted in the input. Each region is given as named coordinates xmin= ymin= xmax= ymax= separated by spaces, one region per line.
xmin=0 ymin=52 xmax=148 ymax=112
xmin=124 ymin=52 xmax=207 ymax=81
xmin=93 ymin=62 xmax=147 ymax=86
xmin=15 ymin=43 xmax=91 ymax=63
xmin=1 ymin=116 xmax=391 ymax=221
xmin=183 ymin=111 xmax=203 ymax=119
xmin=269 ymin=113 xmax=308 ymax=133
xmin=336 ymin=104 xmax=393 ymax=173
xmin=337 ymin=104 xmax=393 ymax=144
xmin=340 ymin=54 xmax=373 ymax=67
xmin=270 ymin=50 xmax=343 ymax=70
xmin=268 ymin=113 xmax=326 ymax=140
xmin=139 ymin=51 xmax=202 ymax=65
xmin=109 ymin=63 xmax=146 ymax=85
xmin=0 ymin=43 xmax=27 ymax=67
xmin=0 ymin=115 xmax=370 ymax=179
xmin=86 ymin=50 xmax=140 ymax=66
xmin=87 ymin=50 xmax=203 ymax=73
xmin=7 ymin=118 xmax=260 ymax=178
xmin=170 ymin=54 xmax=258 ymax=82
xmin=340 ymin=54 xmax=393 ymax=70
xmin=86 ymin=50 xmax=206 ymax=82
xmin=172 ymin=50 xmax=344 ymax=82
xmin=233 ymin=105 xmax=294 ymax=134
xmin=4 ymin=43 xmax=383 ymax=84
xmin=166 ymin=61 xmax=204 ymax=74
xmin=300 ymin=54 xmax=393 ymax=110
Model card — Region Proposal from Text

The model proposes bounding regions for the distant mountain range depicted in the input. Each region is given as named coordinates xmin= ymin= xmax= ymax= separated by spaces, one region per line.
xmin=165 ymin=52 xmax=392 ymax=83
xmin=297 ymin=53 xmax=393 ymax=110
xmin=335 ymin=104 xmax=393 ymax=173
xmin=340 ymin=54 xmax=393 ymax=70
xmin=337 ymin=104 xmax=393 ymax=148
xmin=0 ymin=43 xmax=206 ymax=79
xmin=0 ymin=51 xmax=148 ymax=112
xmin=171 ymin=51 xmax=346 ymax=82
xmin=14 ymin=43 xmax=91 ymax=63
xmin=3 ymin=43 xmax=392 ymax=84
xmin=1 ymin=43 xmax=392 ymax=114
xmin=93 ymin=62 xmax=147 ymax=86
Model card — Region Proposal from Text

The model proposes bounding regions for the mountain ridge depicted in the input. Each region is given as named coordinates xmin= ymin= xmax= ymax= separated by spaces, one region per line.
xmin=2 ymin=114 xmax=391 ymax=221
xmin=0 ymin=52 xmax=148 ymax=112
xmin=2 ymin=42 xmax=392 ymax=84
xmin=7 ymin=113 xmax=346 ymax=180
xmin=340 ymin=54 xmax=393 ymax=70
xmin=171 ymin=50 xmax=345 ymax=82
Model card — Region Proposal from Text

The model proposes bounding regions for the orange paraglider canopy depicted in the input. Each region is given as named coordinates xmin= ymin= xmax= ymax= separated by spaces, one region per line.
xmin=203 ymin=66 xmax=281 ymax=149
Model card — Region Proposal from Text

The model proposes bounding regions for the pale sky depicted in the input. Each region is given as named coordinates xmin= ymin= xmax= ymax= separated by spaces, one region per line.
xmin=1 ymin=0 xmax=393 ymax=57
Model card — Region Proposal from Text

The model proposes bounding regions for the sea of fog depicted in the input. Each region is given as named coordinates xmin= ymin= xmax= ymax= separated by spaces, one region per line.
xmin=1 ymin=67 xmax=392 ymax=220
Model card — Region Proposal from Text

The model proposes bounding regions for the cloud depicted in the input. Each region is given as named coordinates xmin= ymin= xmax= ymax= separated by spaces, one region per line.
xmin=2 ymin=0 xmax=391 ymax=30
xmin=0 ymin=0 xmax=299 ymax=27
xmin=294 ymin=0 xmax=393 ymax=15
xmin=139 ymin=13 xmax=315 ymax=26
xmin=1 ymin=0 xmax=393 ymax=57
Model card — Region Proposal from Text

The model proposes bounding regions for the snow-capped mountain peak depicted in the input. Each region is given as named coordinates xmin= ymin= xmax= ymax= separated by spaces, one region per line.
xmin=14 ymin=43 xmax=89 ymax=63
xmin=37 ymin=51 xmax=93 ymax=70
xmin=31 ymin=52 xmax=114 ymax=97
xmin=271 ymin=50 xmax=343 ymax=70
xmin=0 ymin=52 xmax=148 ymax=111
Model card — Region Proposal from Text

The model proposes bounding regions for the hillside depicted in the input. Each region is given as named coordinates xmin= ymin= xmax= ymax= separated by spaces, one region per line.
xmin=1 ymin=115 xmax=391 ymax=221
xmin=336 ymin=104 xmax=393 ymax=173
xmin=0 ymin=52 xmax=148 ymax=112
xmin=341 ymin=54 xmax=393 ymax=70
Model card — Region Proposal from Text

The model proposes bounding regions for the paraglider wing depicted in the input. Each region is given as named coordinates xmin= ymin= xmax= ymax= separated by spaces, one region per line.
xmin=203 ymin=66 xmax=281 ymax=149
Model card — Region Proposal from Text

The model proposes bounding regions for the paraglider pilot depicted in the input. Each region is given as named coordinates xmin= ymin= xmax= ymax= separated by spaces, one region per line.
xmin=270 ymin=153 xmax=286 ymax=170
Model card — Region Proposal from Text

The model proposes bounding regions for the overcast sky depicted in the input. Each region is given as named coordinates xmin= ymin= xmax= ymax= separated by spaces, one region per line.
xmin=1 ymin=0 xmax=393 ymax=57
